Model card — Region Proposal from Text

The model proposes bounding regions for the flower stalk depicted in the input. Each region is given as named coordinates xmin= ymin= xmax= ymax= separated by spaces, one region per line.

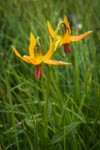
xmin=44 ymin=66 xmax=50 ymax=137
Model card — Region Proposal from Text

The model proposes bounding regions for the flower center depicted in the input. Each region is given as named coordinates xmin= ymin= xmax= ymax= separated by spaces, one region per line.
xmin=34 ymin=37 xmax=43 ymax=57
xmin=61 ymin=23 xmax=69 ymax=36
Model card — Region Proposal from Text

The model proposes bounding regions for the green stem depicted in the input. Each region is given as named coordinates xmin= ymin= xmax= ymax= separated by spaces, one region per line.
xmin=52 ymin=21 xmax=64 ymax=53
xmin=44 ymin=66 xmax=51 ymax=137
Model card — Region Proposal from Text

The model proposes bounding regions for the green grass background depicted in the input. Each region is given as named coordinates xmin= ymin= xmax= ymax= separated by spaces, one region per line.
xmin=0 ymin=0 xmax=100 ymax=150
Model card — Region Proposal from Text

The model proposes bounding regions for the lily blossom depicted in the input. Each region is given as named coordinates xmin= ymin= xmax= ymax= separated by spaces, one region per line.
xmin=47 ymin=16 xmax=93 ymax=53
xmin=11 ymin=33 xmax=71 ymax=79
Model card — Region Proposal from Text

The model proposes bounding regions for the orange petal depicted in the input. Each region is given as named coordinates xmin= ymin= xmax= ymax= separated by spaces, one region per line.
xmin=34 ymin=57 xmax=42 ymax=65
xmin=47 ymin=21 xmax=55 ymax=38
xmin=62 ymin=30 xmax=70 ymax=43
xmin=70 ymin=31 xmax=93 ymax=42
xmin=43 ymin=59 xmax=72 ymax=65
xmin=59 ymin=30 xmax=70 ymax=46
xmin=64 ymin=16 xmax=71 ymax=35
xmin=23 ymin=55 xmax=42 ymax=65
xmin=11 ymin=45 xmax=29 ymax=63
xmin=29 ymin=32 xmax=36 ymax=57
xmin=43 ymin=37 xmax=53 ymax=60
xmin=47 ymin=20 xmax=61 ymax=40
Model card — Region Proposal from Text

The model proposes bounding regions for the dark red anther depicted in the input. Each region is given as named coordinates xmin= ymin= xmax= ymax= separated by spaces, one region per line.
xmin=34 ymin=64 xmax=42 ymax=79
xmin=63 ymin=43 xmax=72 ymax=53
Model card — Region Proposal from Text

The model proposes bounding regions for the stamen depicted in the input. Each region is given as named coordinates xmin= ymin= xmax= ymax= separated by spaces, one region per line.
xmin=34 ymin=64 xmax=42 ymax=79
xmin=62 ymin=23 xmax=69 ymax=36
xmin=34 ymin=44 xmax=42 ymax=57
xmin=63 ymin=43 xmax=72 ymax=53
xmin=34 ymin=37 xmax=43 ymax=57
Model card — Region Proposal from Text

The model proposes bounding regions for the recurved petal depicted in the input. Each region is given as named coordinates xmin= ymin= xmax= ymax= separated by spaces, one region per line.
xmin=23 ymin=56 xmax=42 ymax=65
xmin=43 ymin=59 xmax=72 ymax=65
xmin=62 ymin=30 xmax=70 ymax=43
xmin=70 ymin=31 xmax=93 ymax=42
xmin=23 ymin=55 xmax=36 ymax=64
xmin=11 ymin=45 xmax=29 ymax=63
xmin=59 ymin=30 xmax=70 ymax=46
xmin=47 ymin=20 xmax=61 ymax=40
xmin=64 ymin=16 xmax=71 ymax=35
xmin=43 ymin=37 xmax=53 ymax=60
xmin=29 ymin=32 xmax=36 ymax=57
xmin=47 ymin=21 xmax=55 ymax=38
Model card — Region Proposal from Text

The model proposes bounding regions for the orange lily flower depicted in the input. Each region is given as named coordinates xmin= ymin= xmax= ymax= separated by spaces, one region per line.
xmin=47 ymin=16 xmax=93 ymax=53
xmin=11 ymin=33 xmax=71 ymax=79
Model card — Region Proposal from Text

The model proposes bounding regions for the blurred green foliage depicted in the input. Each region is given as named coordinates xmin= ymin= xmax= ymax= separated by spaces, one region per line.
xmin=0 ymin=0 xmax=100 ymax=150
